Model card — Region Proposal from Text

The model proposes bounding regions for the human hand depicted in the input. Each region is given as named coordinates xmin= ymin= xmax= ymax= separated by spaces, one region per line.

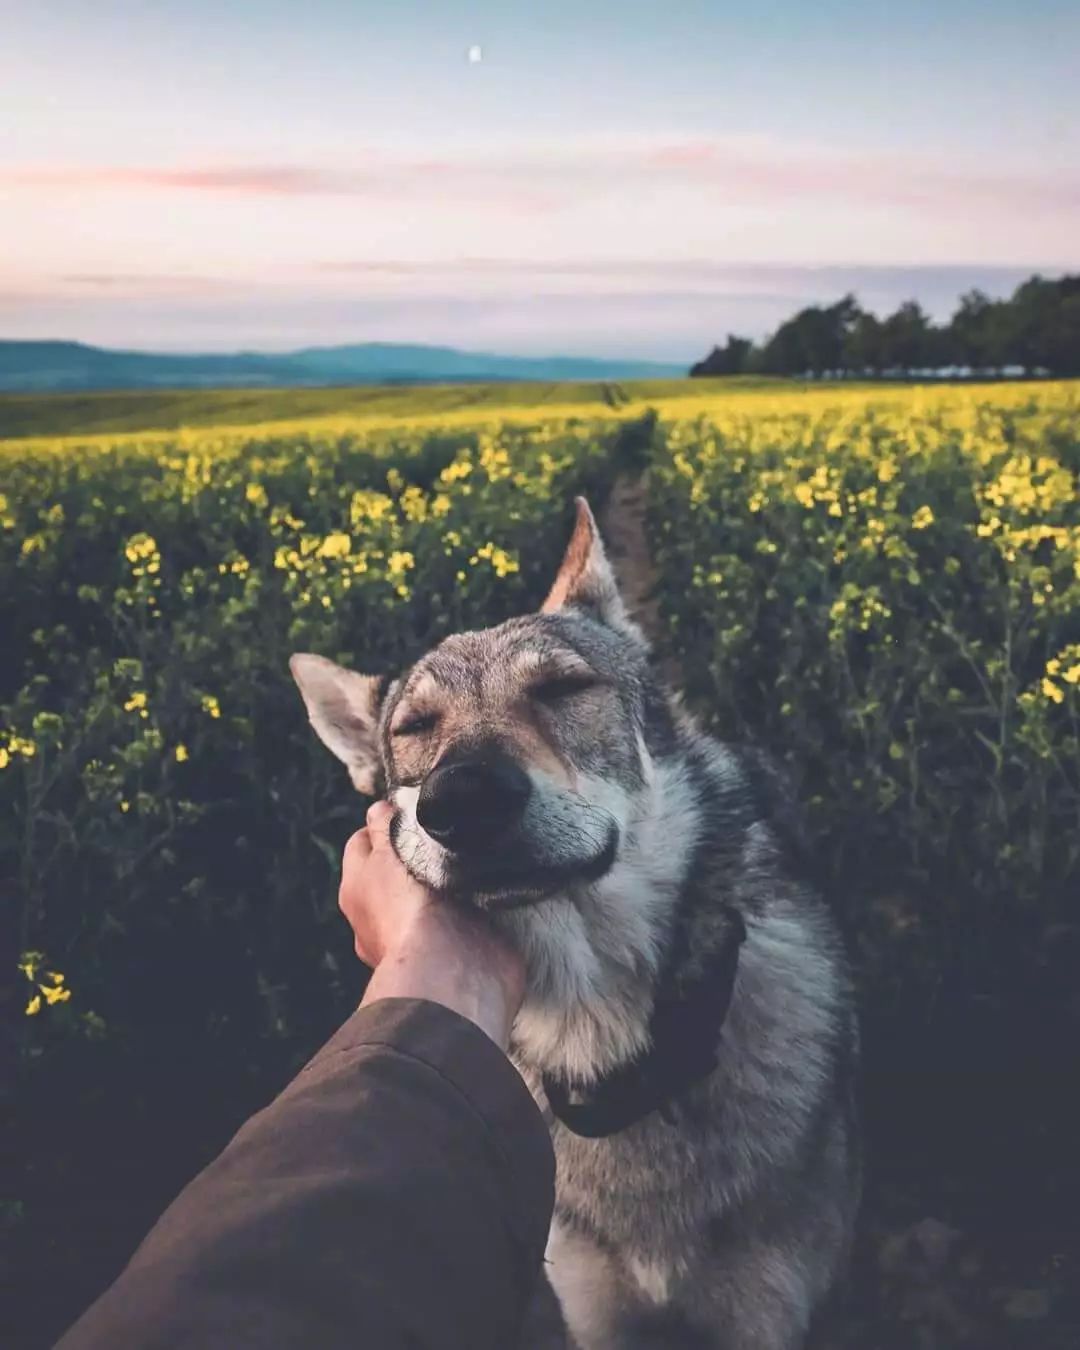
xmin=344 ymin=802 xmax=526 ymax=1049
xmin=338 ymin=800 xmax=435 ymax=968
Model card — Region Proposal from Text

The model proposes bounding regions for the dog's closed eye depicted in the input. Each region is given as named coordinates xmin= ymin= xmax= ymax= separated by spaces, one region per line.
xmin=531 ymin=673 xmax=603 ymax=704
xmin=392 ymin=711 xmax=440 ymax=738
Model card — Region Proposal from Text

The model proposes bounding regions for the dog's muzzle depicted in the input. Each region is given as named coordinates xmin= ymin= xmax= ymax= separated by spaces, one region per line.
xmin=415 ymin=750 xmax=532 ymax=855
xmin=400 ymin=749 xmax=620 ymax=908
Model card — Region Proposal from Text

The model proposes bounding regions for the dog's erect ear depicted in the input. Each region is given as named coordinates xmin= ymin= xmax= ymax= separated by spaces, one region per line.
xmin=290 ymin=653 xmax=384 ymax=795
xmin=541 ymin=497 xmax=630 ymax=629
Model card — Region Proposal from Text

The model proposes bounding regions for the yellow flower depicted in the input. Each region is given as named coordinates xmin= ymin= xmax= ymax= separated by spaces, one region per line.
xmin=246 ymin=482 xmax=269 ymax=509
xmin=201 ymin=695 xmax=221 ymax=719
xmin=26 ymin=994 xmax=42 ymax=1016
xmin=41 ymin=983 xmax=71 ymax=1005
xmin=1041 ymin=679 xmax=1064 ymax=705
xmin=349 ymin=490 xmax=394 ymax=526
xmin=124 ymin=691 xmax=148 ymax=713
xmin=124 ymin=532 xmax=159 ymax=563
xmin=488 ymin=546 xmax=519 ymax=577
xmin=400 ymin=486 xmax=428 ymax=521
xmin=175 ymin=744 xmax=189 ymax=763
xmin=0 ymin=748 xmax=8 ymax=770
xmin=1064 ymin=665 xmax=1080 ymax=686
xmin=439 ymin=457 xmax=473 ymax=485
xmin=387 ymin=550 xmax=416 ymax=578
xmin=317 ymin=532 xmax=352 ymax=559
xmin=911 ymin=505 xmax=935 ymax=530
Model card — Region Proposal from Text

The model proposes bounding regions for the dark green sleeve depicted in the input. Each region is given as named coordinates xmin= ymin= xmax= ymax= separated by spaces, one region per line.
xmin=54 ymin=998 xmax=555 ymax=1350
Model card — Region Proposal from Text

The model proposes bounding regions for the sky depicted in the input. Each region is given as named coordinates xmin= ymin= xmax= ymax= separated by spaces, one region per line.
xmin=1 ymin=0 xmax=1077 ymax=359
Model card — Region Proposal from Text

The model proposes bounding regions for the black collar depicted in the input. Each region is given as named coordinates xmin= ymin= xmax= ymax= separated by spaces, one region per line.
xmin=542 ymin=906 xmax=747 ymax=1138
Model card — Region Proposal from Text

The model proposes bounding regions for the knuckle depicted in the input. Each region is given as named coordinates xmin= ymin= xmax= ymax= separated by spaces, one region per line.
xmin=366 ymin=800 xmax=393 ymax=835
xmin=343 ymin=828 xmax=369 ymax=866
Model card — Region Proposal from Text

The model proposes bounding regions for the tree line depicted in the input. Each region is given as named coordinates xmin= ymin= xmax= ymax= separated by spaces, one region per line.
xmin=689 ymin=273 xmax=1080 ymax=379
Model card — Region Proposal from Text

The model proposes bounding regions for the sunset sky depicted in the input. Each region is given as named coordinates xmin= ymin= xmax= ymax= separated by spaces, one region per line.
xmin=2 ymin=0 xmax=1077 ymax=358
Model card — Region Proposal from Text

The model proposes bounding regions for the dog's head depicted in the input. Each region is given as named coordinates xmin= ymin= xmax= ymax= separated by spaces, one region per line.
xmin=291 ymin=499 xmax=672 ymax=910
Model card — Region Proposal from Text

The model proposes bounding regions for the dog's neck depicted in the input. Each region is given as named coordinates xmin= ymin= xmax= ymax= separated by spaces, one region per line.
xmin=503 ymin=752 xmax=703 ymax=1085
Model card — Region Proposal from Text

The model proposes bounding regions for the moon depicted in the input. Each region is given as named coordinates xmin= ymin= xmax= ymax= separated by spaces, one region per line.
xmin=467 ymin=44 xmax=483 ymax=64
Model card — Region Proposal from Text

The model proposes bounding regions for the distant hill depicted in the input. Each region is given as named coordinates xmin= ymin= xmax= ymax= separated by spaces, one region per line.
xmin=0 ymin=340 xmax=682 ymax=393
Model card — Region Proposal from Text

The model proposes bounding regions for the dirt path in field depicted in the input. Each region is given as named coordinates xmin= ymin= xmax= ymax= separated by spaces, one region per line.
xmin=598 ymin=472 xmax=683 ymax=686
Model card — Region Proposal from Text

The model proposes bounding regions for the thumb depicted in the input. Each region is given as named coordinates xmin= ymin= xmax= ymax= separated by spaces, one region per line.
xmin=365 ymin=799 xmax=396 ymax=850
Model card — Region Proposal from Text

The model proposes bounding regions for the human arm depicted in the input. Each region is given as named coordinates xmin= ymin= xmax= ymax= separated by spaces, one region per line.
xmin=54 ymin=806 xmax=553 ymax=1350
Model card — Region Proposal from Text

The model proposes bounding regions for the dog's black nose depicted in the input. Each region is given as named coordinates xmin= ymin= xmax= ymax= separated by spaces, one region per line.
xmin=416 ymin=754 xmax=532 ymax=852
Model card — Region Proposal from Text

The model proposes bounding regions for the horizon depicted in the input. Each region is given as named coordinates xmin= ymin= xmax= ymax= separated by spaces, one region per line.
xmin=0 ymin=333 xmax=683 ymax=363
xmin=3 ymin=263 xmax=1073 ymax=364
xmin=3 ymin=1 xmax=1078 ymax=360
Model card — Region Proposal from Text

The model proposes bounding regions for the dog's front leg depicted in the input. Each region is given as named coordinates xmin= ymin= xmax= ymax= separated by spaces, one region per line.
xmin=542 ymin=1216 xmax=629 ymax=1350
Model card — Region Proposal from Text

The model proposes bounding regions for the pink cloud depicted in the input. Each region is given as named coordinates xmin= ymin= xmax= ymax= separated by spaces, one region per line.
xmin=4 ymin=138 xmax=1078 ymax=219
xmin=647 ymin=141 xmax=720 ymax=167
xmin=10 ymin=165 xmax=381 ymax=195
xmin=61 ymin=272 xmax=241 ymax=288
xmin=640 ymin=141 xmax=1080 ymax=215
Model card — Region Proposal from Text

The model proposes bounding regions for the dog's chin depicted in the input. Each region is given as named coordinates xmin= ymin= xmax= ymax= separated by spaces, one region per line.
xmin=391 ymin=813 xmax=620 ymax=912
xmin=457 ymin=834 xmax=620 ymax=911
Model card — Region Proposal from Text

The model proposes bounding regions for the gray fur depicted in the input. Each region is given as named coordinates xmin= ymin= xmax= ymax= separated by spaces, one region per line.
xmin=291 ymin=499 xmax=861 ymax=1349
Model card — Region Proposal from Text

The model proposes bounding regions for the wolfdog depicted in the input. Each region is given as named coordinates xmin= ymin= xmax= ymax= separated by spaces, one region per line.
xmin=291 ymin=499 xmax=861 ymax=1349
